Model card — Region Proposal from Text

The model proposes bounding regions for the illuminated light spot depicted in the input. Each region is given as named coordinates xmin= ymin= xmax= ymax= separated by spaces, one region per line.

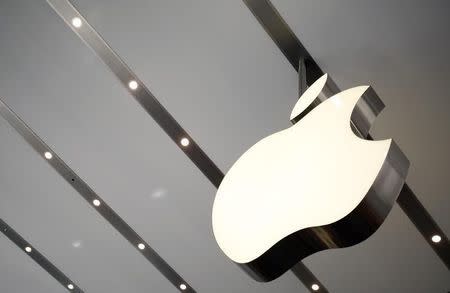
xmin=128 ymin=80 xmax=138 ymax=90
xmin=431 ymin=235 xmax=441 ymax=243
xmin=180 ymin=137 xmax=190 ymax=147
xmin=71 ymin=17 xmax=82 ymax=28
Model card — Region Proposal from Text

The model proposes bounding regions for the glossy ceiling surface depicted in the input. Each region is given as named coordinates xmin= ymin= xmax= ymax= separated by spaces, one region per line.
xmin=0 ymin=0 xmax=449 ymax=292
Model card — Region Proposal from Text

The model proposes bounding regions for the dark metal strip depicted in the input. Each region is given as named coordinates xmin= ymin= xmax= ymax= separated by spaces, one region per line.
xmin=242 ymin=0 xmax=450 ymax=270
xmin=46 ymin=0 xmax=224 ymax=189
xmin=298 ymin=57 xmax=307 ymax=98
xmin=0 ymin=99 xmax=195 ymax=292
xmin=292 ymin=262 xmax=329 ymax=293
xmin=397 ymin=185 xmax=450 ymax=269
xmin=242 ymin=0 xmax=324 ymax=85
xmin=0 ymin=218 xmax=84 ymax=292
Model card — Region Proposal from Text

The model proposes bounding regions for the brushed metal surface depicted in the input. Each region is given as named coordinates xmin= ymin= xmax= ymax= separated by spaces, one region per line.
xmin=0 ymin=218 xmax=84 ymax=293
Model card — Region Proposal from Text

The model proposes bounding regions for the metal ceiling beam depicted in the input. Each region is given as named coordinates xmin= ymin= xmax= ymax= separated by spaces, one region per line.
xmin=397 ymin=184 xmax=450 ymax=268
xmin=242 ymin=0 xmax=449 ymax=270
xmin=0 ymin=99 xmax=195 ymax=292
xmin=47 ymin=0 xmax=223 ymax=189
xmin=292 ymin=262 xmax=328 ymax=293
xmin=0 ymin=218 xmax=84 ymax=292
xmin=44 ymin=0 xmax=328 ymax=291
xmin=242 ymin=0 xmax=323 ymax=85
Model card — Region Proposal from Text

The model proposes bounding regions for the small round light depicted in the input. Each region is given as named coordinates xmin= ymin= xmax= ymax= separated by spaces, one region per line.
xmin=179 ymin=284 xmax=187 ymax=290
xmin=311 ymin=284 xmax=320 ymax=291
xmin=25 ymin=247 xmax=32 ymax=253
xmin=138 ymin=243 xmax=145 ymax=250
xmin=180 ymin=137 xmax=190 ymax=147
xmin=128 ymin=80 xmax=138 ymax=90
xmin=431 ymin=235 xmax=442 ymax=243
xmin=67 ymin=284 xmax=74 ymax=290
xmin=93 ymin=199 xmax=101 ymax=207
xmin=71 ymin=17 xmax=82 ymax=28
xmin=44 ymin=152 xmax=53 ymax=159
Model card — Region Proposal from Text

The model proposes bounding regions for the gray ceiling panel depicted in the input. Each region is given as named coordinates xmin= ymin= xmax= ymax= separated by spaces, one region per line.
xmin=69 ymin=0 xmax=300 ymax=172
xmin=0 ymin=0 xmax=311 ymax=292
xmin=0 ymin=122 xmax=174 ymax=292
xmin=0 ymin=0 xmax=448 ymax=292
xmin=0 ymin=0 xmax=305 ymax=292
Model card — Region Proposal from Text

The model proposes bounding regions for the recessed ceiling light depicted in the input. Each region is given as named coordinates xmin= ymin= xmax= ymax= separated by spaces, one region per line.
xmin=128 ymin=80 xmax=138 ymax=90
xmin=431 ymin=235 xmax=441 ymax=243
xmin=311 ymin=284 xmax=320 ymax=291
xmin=25 ymin=246 xmax=32 ymax=253
xmin=93 ymin=199 xmax=101 ymax=207
xmin=67 ymin=284 xmax=74 ymax=290
xmin=71 ymin=17 xmax=82 ymax=28
xmin=180 ymin=137 xmax=190 ymax=147
xmin=44 ymin=152 xmax=53 ymax=159
xmin=179 ymin=284 xmax=187 ymax=290
xmin=138 ymin=243 xmax=145 ymax=250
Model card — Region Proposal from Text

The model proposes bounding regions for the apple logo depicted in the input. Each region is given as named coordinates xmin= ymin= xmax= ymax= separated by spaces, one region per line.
xmin=212 ymin=74 xmax=410 ymax=282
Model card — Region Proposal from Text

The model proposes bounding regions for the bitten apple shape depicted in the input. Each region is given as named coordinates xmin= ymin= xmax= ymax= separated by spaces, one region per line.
xmin=212 ymin=74 xmax=409 ymax=282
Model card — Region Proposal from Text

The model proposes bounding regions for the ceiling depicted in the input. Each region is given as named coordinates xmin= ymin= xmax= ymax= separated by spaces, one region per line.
xmin=0 ymin=0 xmax=449 ymax=292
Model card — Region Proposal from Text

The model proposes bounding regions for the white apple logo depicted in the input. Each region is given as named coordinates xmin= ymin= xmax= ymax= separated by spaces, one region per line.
xmin=212 ymin=74 xmax=409 ymax=282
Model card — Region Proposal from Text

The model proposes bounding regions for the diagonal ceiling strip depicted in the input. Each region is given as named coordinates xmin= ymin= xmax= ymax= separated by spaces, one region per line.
xmin=0 ymin=99 xmax=195 ymax=292
xmin=242 ymin=0 xmax=322 ymax=84
xmin=45 ymin=0 xmax=328 ymax=291
xmin=242 ymin=0 xmax=449 ymax=270
xmin=47 ymin=0 xmax=224 ymax=189
xmin=396 ymin=184 xmax=450 ymax=268
xmin=0 ymin=218 xmax=84 ymax=293
xmin=291 ymin=262 xmax=329 ymax=293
